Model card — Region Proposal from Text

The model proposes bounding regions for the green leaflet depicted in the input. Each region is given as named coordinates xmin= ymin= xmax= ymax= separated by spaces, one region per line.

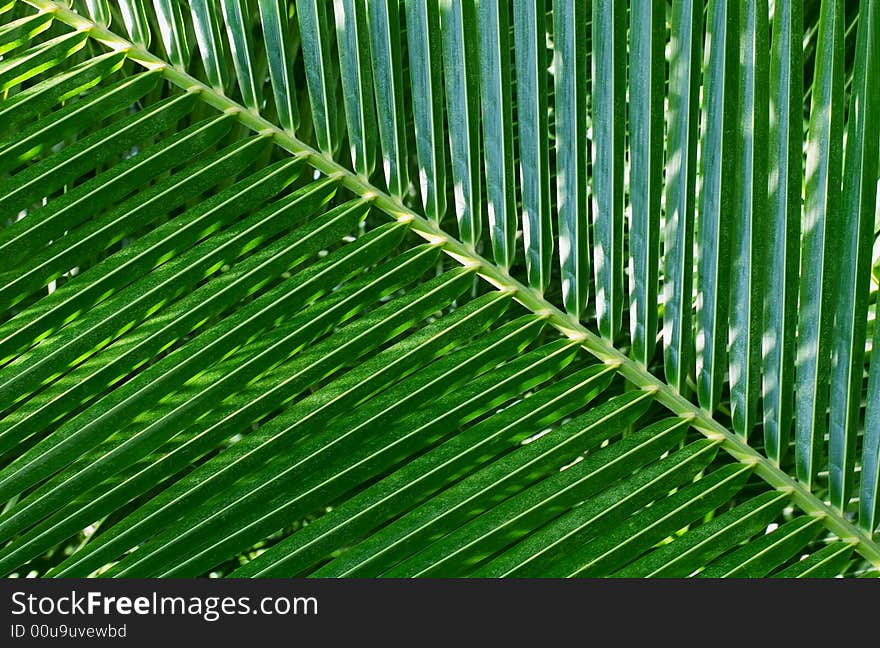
xmin=662 ymin=0 xmax=701 ymax=394
xmin=828 ymin=0 xmax=880 ymax=511
xmin=190 ymin=0 xmax=228 ymax=90
xmin=591 ymin=0 xmax=625 ymax=338
xmin=627 ymin=0 xmax=663 ymax=363
xmin=152 ymin=0 xmax=189 ymax=67
xmin=696 ymin=0 xmax=739 ymax=413
xmin=335 ymin=0 xmax=376 ymax=177
xmin=220 ymin=0 xmax=261 ymax=110
xmin=406 ymin=0 xmax=446 ymax=223
xmin=729 ymin=0 xmax=768 ymax=439
xmin=117 ymin=0 xmax=150 ymax=47
xmin=763 ymin=0 xmax=802 ymax=466
xmin=0 ymin=61 xmax=149 ymax=173
xmin=367 ymin=0 xmax=408 ymax=196
xmin=0 ymin=9 xmax=53 ymax=55
xmin=553 ymin=0 xmax=590 ymax=318
xmin=258 ymin=0 xmax=299 ymax=132
xmin=515 ymin=0 xmax=552 ymax=293
xmin=440 ymin=0 xmax=480 ymax=246
xmin=796 ymin=0 xmax=844 ymax=488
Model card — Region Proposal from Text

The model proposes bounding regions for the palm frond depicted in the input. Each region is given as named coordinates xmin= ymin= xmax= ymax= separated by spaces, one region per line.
xmin=1 ymin=0 xmax=879 ymax=578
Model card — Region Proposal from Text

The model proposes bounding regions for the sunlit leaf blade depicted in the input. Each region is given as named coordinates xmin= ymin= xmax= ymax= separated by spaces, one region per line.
xmin=94 ymin=272 xmax=500 ymax=576
xmin=190 ymin=0 xmax=229 ymax=90
xmin=591 ymin=0 xmax=625 ymax=337
xmin=297 ymin=0 xmax=338 ymax=155
xmin=379 ymin=393 xmax=657 ymax=578
xmin=0 ymin=90 xmax=197 ymax=232
xmin=334 ymin=0 xmax=376 ymax=177
xmin=553 ymin=0 xmax=590 ymax=318
xmin=729 ymin=0 xmax=768 ymax=439
xmin=258 ymin=0 xmax=299 ymax=132
xmin=514 ymin=0 xmax=552 ymax=292
xmin=152 ymin=0 xmax=189 ymax=67
xmin=696 ymin=0 xmax=739 ymax=412
xmin=367 ymin=0 xmax=408 ymax=196
xmin=220 ymin=0 xmax=261 ymax=110
xmin=0 ymin=30 xmax=88 ymax=92
xmin=626 ymin=0 xmax=663 ymax=362
xmin=663 ymin=0 xmax=701 ymax=393
xmin=828 ymin=0 xmax=880 ymax=511
xmin=47 ymin=246 xmax=461 ymax=577
xmin=193 ymin=345 xmax=597 ymax=578
xmin=796 ymin=0 xmax=844 ymax=488
xmin=763 ymin=0 xmax=802 ymax=466
xmin=477 ymin=0 xmax=514 ymax=265
xmin=0 ymin=11 xmax=53 ymax=56
xmin=405 ymin=0 xmax=445 ymax=223
xmin=83 ymin=0 xmax=110 ymax=26
xmin=439 ymin=0 xmax=480 ymax=246
xmin=0 ymin=49 xmax=125 ymax=133
xmin=117 ymin=0 xmax=150 ymax=47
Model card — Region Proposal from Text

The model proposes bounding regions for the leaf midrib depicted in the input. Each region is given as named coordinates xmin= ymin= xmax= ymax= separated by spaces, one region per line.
xmin=21 ymin=0 xmax=880 ymax=571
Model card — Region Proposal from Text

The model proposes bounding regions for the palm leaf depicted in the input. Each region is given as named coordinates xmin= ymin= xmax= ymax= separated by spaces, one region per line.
xmin=1 ymin=0 xmax=879 ymax=579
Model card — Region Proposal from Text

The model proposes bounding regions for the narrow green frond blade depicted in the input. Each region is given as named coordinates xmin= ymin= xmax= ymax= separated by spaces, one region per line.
xmin=553 ymin=0 xmax=590 ymax=317
xmin=220 ymin=0 xmax=261 ymax=110
xmin=797 ymin=0 xmax=844 ymax=487
xmin=696 ymin=0 xmax=739 ymax=412
xmin=406 ymin=0 xmax=446 ymax=223
xmin=0 ymin=9 xmax=53 ymax=55
xmin=334 ymin=0 xmax=376 ymax=177
xmin=861 ymin=308 xmax=880 ymax=532
xmin=763 ymin=0 xmax=802 ymax=466
xmin=153 ymin=0 xmax=190 ymax=67
xmin=616 ymin=492 xmax=788 ymax=578
xmin=440 ymin=0 xmax=480 ymax=246
xmin=190 ymin=0 xmax=230 ymax=90
xmin=591 ymin=0 xmax=625 ymax=336
xmin=663 ymin=0 xmax=702 ymax=393
xmin=258 ymin=0 xmax=299 ymax=132
xmin=381 ymin=392 xmax=658 ymax=578
xmin=476 ymin=439 xmax=721 ymax=577
xmin=0 ymin=90 xmax=197 ymax=228
xmin=367 ymin=0 xmax=408 ymax=196
xmin=117 ymin=0 xmax=151 ymax=48
xmin=227 ymin=316 xmax=549 ymax=577
xmin=83 ymin=0 xmax=111 ymax=26
xmin=0 ymin=50 xmax=125 ymax=134
xmin=47 ymin=245 xmax=454 ymax=577
xmin=563 ymin=464 xmax=752 ymax=577
xmin=828 ymin=0 xmax=880 ymax=511
xmin=0 ymin=30 xmax=88 ymax=92
xmin=0 ymin=63 xmax=151 ymax=174
xmin=627 ymin=0 xmax=663 ymax=362
xmin=515 ymin=0 xmax=552 ymax=292
xmin=729 ymin=0 xmax=768 ymax=438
